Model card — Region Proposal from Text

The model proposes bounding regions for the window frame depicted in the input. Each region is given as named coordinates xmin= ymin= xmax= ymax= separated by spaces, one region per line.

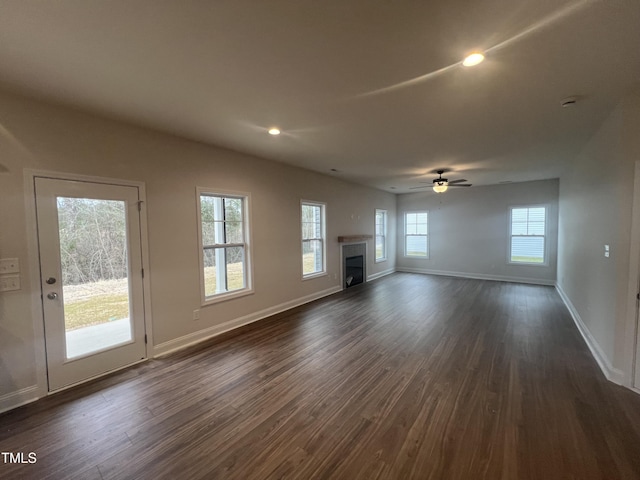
xmin=196 ymin=187 xmax=253 ymax=305
xmin=301 ymin=200 xmax=327 ymax=280
xmin=508 ymin=204 xmax=548 ymax=266
xmin=375 ymin=209 xmax=388 ymax=263
xmin=403 ymin=210 xmax=429 ymax=259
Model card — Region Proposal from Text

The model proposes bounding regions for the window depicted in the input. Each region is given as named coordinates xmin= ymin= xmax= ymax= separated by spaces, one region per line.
xmin=509 ymin=206 xmax=546 ymax=264
xmin=404 ymin=211 xmax=428 ymax=257
xmin=375 ymin=209 xmax=387 ymax=262
xmin=198 ymin=190 xmax=251 ymax=303
xmin=301 ymin=201 xmax=326 ymax=277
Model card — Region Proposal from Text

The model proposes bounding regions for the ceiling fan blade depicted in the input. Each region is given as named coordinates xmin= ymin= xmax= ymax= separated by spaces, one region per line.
xmin=449 ymin=184 xmax=472 ymax=187
xmin=448 ymin=179 xmax=467 ymax=184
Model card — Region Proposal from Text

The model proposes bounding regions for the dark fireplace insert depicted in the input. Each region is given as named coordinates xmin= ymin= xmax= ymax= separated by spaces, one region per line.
xmin=345 ymin=255 xmax=364 ymax=288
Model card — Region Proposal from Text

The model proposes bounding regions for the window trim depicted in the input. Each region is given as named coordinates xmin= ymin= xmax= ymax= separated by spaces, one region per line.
xmin=507 ymin=204 xmax=548 ymax=267
xmin=301 ymin=199 xmax=327 ymax=280
xmin=403 ymin=210 xmax=429 ymax=259
xmin=375 ymin=209 xmax=388 ymax=263
xmin=196 ymin=187 xmax=254 ymax=306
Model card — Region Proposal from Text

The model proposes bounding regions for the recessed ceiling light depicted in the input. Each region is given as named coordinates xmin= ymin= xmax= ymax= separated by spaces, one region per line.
xmin=268 ymin=128 xmax=281 ymax=135
xmin=462 ymin=52 xmax=485 ymax=67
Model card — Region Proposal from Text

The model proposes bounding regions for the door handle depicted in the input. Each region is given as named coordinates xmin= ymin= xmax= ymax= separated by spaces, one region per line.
xmin=47 ymin=292 xmax=58 ymax=300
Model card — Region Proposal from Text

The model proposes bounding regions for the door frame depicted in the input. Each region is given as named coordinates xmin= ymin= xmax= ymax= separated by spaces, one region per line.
xmin=626 ymin=160 xmax=640 ymax=392
xmin=24 ymin=169 xmax=154 ymax=396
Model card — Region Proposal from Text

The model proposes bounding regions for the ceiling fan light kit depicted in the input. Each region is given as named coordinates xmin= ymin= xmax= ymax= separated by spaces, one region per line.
xmin=433 ymin=182 xmax=448 ymax=193
xmin=409 ymin=170 xmax=473 ymax=192
xmin=418 ymin=170 xmax=472 ymax=193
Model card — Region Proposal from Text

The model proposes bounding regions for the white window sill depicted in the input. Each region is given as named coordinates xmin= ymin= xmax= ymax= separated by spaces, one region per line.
xmin=202 ymin=288 xmax=254 ymax=306
xmin=508 ymin=261 xmax=548 ymax=267
xmin=302 ymin=272 xmax=327 ymax=281
xmin=375 ymin=258 xmax=387 ymax=264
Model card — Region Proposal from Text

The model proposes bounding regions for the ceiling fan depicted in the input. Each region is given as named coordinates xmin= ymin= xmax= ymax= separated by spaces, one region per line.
xmin=410 ymin=170 xmax=472 ymax=193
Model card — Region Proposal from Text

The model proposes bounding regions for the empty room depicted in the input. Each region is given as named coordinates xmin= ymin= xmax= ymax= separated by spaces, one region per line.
xmin=1 ymin=1 xmax=640 ymax=479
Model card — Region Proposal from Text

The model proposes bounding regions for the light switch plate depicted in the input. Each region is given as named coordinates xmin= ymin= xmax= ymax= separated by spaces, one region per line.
xmin=0 ymin=258 xmax=19 ymax=274
xmin=0 ymin=275 xmax=20 ymax=292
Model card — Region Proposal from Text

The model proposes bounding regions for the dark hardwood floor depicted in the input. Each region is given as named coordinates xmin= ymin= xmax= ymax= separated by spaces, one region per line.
xmin=2 ymin=273 xmax=640 ymax=479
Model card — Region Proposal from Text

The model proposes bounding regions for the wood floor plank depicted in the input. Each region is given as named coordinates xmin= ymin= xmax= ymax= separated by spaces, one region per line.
xmin=1 ymin=273 xmax=640 ymax=479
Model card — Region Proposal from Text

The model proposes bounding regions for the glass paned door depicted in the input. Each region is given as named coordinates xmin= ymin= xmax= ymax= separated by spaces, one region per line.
xmin=57 ymin=197 xmax=133 ymax=358
xmin=35 ymin=177 xmax=147 ymax=391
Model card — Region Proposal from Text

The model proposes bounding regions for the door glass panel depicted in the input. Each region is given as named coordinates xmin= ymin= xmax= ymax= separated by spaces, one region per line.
xmin=57 ymin=197 xmax=132 ymax=359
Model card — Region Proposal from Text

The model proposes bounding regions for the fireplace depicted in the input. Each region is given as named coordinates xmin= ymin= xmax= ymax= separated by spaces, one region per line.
xmin=345 ymin=255 xmax=364 ymax=288
xmin=342 ymin=242 xmax=366 ymax=289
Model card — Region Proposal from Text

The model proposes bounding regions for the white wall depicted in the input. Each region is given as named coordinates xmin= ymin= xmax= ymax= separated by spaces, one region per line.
xmin=557 ymin=87 xmax=640 ymax=384
xmin=396 ymin=180 xmax=559 ymax=285
xmin=0 ymin=90 xmax=396 ymax=410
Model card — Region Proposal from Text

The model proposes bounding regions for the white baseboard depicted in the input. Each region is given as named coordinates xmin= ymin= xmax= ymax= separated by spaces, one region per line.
xmin=0 ymin=385 xmax=40 ymax=414
xmin=153 ymin=286 xmax=342 ymax=357
xmin=367 ymin=268 xmax=395 ymax=282
xmin=0 ymin=286 xmax=343 ymax=413
xmin=555 ymin=284 xmax=626 ymax=385
xmin=396 ymin=267 xmax=555 ymax=286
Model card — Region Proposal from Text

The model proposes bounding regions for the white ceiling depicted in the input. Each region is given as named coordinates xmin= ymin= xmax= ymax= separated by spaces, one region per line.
xmin=0 ymin=0 xmax=638 ymax=192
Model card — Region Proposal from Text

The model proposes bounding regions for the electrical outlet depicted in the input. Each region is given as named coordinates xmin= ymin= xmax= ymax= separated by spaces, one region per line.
xmin=193 ymin=309 xmax=200 ymax=321
xmin=0 ymin=258 xmax=19 ymax=274
xmin=0 ymin=275 xmax=20 ymax=292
